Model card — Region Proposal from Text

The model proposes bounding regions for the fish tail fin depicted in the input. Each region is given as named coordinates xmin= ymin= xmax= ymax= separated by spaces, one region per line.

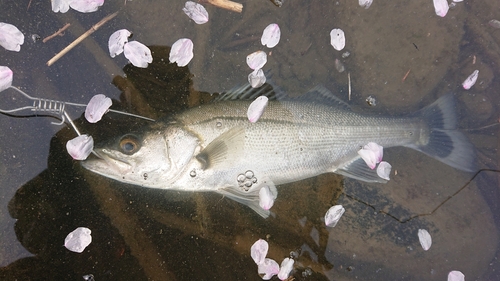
xmin=408 ymin=94 xmax=476 ymax=172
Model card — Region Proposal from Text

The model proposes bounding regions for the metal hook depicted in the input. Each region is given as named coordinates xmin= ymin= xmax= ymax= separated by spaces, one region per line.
xmin=0 ymin=86 xmax=155 ymax=126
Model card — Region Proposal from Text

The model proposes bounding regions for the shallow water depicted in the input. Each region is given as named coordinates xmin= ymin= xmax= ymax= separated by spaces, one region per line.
xmin=0 ymin=1 xmax=499 ymax=280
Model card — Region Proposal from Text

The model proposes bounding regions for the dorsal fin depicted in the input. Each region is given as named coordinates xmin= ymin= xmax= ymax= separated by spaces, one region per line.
xmin=215 ymin=83 xmax=283 ymax=101
xmin=290 ymin=85 xmax=352 ymax=110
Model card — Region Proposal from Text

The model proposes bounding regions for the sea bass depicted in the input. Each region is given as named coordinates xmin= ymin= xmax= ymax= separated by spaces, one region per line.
xmin=82 ymin=85 xmax=475 ymax=217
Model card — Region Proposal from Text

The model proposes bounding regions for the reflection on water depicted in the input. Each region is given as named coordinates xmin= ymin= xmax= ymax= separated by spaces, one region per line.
xmin=1 ymin=0 xmax=499 ymax=280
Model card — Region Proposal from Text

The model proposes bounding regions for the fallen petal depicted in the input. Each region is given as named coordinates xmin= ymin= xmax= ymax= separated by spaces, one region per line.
xmin=51 ymin=0 xmax=70 ymax=13
xmin=433 ymin=0 xmax=449 ymax=17
xmin=462 ymin=69 xmax=479 ymax=90
xmin=64 ymin=227 xmax=92 ymax=253
xmin=358 ymin=149 xmax=376 ymax=169
xmin=247 ymin=96 xmax=269 ymax=123
xmin=85 ymin=94 xmax=112 ymax=123
xmin=0 ymin=22 xmax=25 ymax=52
xmin=108 ymin=29 xmax=131 ymax=58
xmin=489 ymin=19 xmax=500 ymax=29
xmin=334 ymin=59 xmax=345 ymax=73
xmin=261 ymin=23 xmax=281 ymax=48
xmin=246 ymin=51 xmax=268 ymax=70
xmin=66 ymin=135 xmax=94 ymax=160
xmin=258 ymin=185 xmax=276 ymax=210
xmin=358 ymin=142 xmax=383 ymax=169
xmin=70 ymin=0 xmax=105 ymax=13
xmin=418 ymin=229 xmax=432 ymax=251
xmin=250 ymin=239 xmax=269 ymax=265
xmin=330 ymin=28 xmax=345 ymax=51
xmin=278 ymin=258 xmax=294 ymax=280
xmin=0 ymin=66 xmax=13 ymax=92
xmin=258 ymin=258 xmax=280 ymax=280
xmin=169 ymin=38 xmax=194 ymax=67
xmin=366 ymin=142 xmax=383 ymax=161
xmin=248 ymin=69 xmax=266 ymax=88
xmin=359 ymin=0 xmax=373 ymax=9
xmin=124 ymin=41 xmax=153 ymax=68
xmin=183 ymin=1 xmax=209 ymax=24
xmin=376 ymin=161 xmax=392 ymax=180
xmin=324 ymin=205 xmax=345 ymax=227
xmin=448 ymin=270 xmax=465 ymax=281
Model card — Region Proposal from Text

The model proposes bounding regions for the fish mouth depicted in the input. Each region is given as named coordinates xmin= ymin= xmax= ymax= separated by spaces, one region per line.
xmin=82 ymin=148 xmax=132 ymax=175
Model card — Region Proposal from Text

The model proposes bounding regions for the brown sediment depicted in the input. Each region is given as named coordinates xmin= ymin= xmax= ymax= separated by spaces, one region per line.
xmin=85 ymin=175 xmax=177 ymax=280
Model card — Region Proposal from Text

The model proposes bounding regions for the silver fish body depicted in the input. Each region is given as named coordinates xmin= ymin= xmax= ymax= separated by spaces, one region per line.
xmin=83 ymin=86 xmax=475 ymax=217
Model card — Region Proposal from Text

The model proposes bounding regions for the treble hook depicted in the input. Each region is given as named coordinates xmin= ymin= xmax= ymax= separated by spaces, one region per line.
xmin=0 ymin=86 xmax=155 ymax=135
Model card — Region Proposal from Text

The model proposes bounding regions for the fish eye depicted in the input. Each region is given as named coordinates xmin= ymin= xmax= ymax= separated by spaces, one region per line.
xmin=119 ymin=135 xmax=141 ymax=155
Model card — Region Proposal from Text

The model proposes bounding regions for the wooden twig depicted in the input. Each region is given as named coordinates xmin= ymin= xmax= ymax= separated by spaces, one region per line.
xmin=43 ymin=23 xmax=71 ymax=43
xmin=47 ymin=11 xmax=119 ymax=66
xmin=206 ymin=0 xmax=243 ymax=13
xmin=402 ymin=69 xmax=411 ymax=82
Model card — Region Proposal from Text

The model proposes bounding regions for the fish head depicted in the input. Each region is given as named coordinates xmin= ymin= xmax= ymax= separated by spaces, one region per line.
xmin=82 ymin=125 xmax=199 ymax=188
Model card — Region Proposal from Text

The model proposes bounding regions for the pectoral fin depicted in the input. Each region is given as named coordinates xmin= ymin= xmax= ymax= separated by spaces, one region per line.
xmin=335 ymin=157 xmax=388 ymax=183
xmin=196 ymin=126 xmax=245 ymax=169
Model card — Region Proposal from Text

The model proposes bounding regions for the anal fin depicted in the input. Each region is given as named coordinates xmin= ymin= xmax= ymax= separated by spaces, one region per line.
xmin=335 ymin=157 xmax=388 ymax=183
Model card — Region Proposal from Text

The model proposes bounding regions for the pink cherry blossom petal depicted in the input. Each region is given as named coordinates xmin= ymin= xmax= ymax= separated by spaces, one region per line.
xmin=359 ymin=0 xmax=373 ymax=9
xmin=246 ymin=51 xmax=267 ymax=70
xmin=258 ymin=185 xmax=276 ymax=210
xmin=358 ymin=149 xmax=377 ymax=169
xmin=358 ymin=142 xmax=383 ymax=169
xmin=418 ymin=229 xmax=432 ymax=251
xmin=278 ymin=258 xmax=294 ymax=280
xmin=51 ymin=0 xmax=70 ymax=13
xmin=433 ymin=0 xmax=449 ymax=17
xmin=66 ymin=134 xmax=94 ymax=160
xmin=108 ymin=29 xmax=131 ymax=58
xmin=124 ymin=41 xmax=153 ymax=68
xmin=183 ymin=1 xmax=209 ymax=24
xmin=0 ymin=22 xmax=24 ymax=52
xmin=250 ymin=239 xmax=269 ymax=265
xmin=324 ymin=205 xmax=345 ymax=227
xmin=70 ymin=0 xmax=105 ymax=13
xmin=330 ymin=28 xmax=345 ymax=51
xmin=64 ymin=227 xmax=92 ymax=253
xmin=247 ymin=96 xmax=268 ymax=123
xmin=462 ymin=69 xmax=479 ymax=90
xmin=0 ymin=66 xmax=13 ymax=92
xmin=489 ymin=19 xmax=500 ymax=28
xmin=261 ymin=23 xmax=280 ymax=48
xmin=448 ymin=270 xmax=465 ymax=281
xmin=169 ymin=38 xmax=194 ymax=67
xmin=258 ymin=258 xmax=280 ymax=280
xmin=376 ymin=161 xmax=392 ymax=180
xmin=248 ymin=69 xmax=266 ymax=88
xmin=85 ymin=94 xmax=112 ymax=123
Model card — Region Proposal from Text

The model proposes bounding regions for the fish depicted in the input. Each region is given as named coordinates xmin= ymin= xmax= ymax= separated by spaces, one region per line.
xmin=82 ymin=84 xmax=476 ymax=218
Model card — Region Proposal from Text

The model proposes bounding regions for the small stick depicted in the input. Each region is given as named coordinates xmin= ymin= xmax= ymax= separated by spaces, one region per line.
xmin=206 ymin=0 xmax=243 ymax=13
xmin=47 ymin=11 xmax=119 ymax=66
xmin=402 ymin=69 xmax=411 ymax=82
xmin=348 ymin=72 xmax=351 ymax=101
xmin=43 ymin=23 xmax=71 ymax=43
